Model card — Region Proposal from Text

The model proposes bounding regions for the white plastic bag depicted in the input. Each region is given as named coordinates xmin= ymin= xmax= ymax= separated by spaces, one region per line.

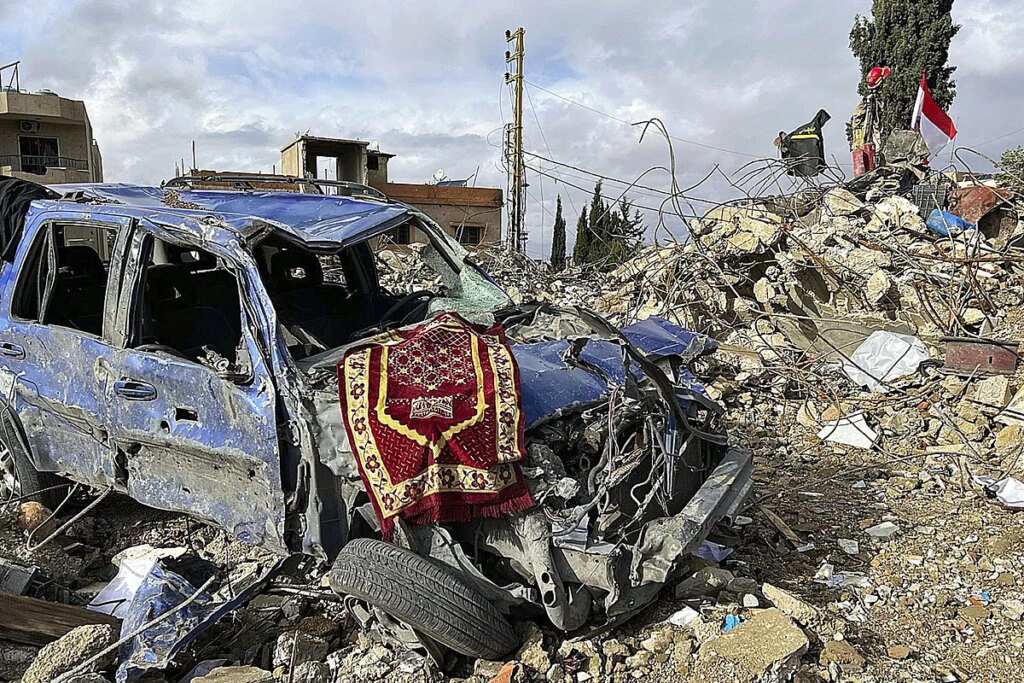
xmin=842 ymin=330 xmax=929 ymax=393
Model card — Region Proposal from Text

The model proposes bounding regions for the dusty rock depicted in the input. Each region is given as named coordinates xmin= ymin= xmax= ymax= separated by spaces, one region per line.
xmin=887 ymin=644 xmax=912 ymax=660
xmin=761 ymin=583 xmax=820 ymax=626
xmin=21 ymin=624 xmax=117 ymax=683
xmin=995 ymin=424 xmax=1024 ymax=457
xmin=865 ymin=269 xmax=893 ymax=304
xmin=997 ymin=385 xmax=1024 ymax=426
xmin=16 ymin=501 xmax=57 ymax=539
xmin=823 ymin=187 xmax=864 ymax=216
xmin=819 ymin=639 xmax=865 ymax=672
xmin=513 ymin=622 xmax=549 ymax=674
xmin=702 ymin=608 xmax=808 ymax=678
xmin=864 ymin=521 xmax=899 ymax=539
xmin=291 ymin=661 xmax=331 ymax=683
xmin=272 ymin=631 xmax=329 ymax=669
xmin=975 ymin=376 xmax=1012 ymax=412
xmin=193 ymin=666 xmax=275 ymax=683
xmin=674 ymin=566 xmax=734 ymax=599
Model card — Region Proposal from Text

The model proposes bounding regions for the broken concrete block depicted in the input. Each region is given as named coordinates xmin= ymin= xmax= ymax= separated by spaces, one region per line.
xmin=674 ymin=567 xmax=734 ymax=599
xmin=21 ymin=624 xmax=116 ymax=683
xmin=702 ymin=608 xmax=808 ymax=679
xmin=16 ymin=501 xmax=56 ymax=539
xmin=514 ymin=622 xmax=550 ymax=674
xmin=726 ymin=230 xmax=759 ymax=253
xmin=290 ymin=661 xmax=331 ymax=683
xmin=997 ymin=384 xmax=1024 ymax=427
xmin=753 ymin=277 xmax=776 ymax=304
xmin=272 ymin=631 xmax=329 ymax=670
xmin=819 ymin=639 xmax=865 ymax=672
xmin=865 ymin=269 xmax=893 ymax=304
xmin=962 ymin=307 xmax=987 ymax=326
xmin=865 ymin=521 xmax=899 ymax=539
xmin=761 ymin=583 xmax=820 ymax=626
xmin=996 ymin=425 xmax=1024 ymax=457
xmin=975 ymin=375 xmax=1012 ymax=413
xmin=194 ymin=666 xmax=276 ymax=683
xmin=823 ymin=188 xmax=864 ymax=216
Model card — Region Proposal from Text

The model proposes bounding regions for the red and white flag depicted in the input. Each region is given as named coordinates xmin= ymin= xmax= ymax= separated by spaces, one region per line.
xmin=910 ymin=71 xmax=957 ymax=158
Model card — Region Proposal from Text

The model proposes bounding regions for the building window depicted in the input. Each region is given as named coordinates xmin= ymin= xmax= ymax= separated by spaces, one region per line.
xmin=385 ymin=224 xmax=411 ymax=245
xmin=454 ymin=225 xmax=483 ymax=246
xmin=19 ymin=136 xmax=60 ymax=175
xmin=366 ymin=155 xmax=380 ymax=171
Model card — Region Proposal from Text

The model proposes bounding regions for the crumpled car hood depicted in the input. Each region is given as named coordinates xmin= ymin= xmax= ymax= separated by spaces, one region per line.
xmin=511 ymin=316 xmax=716 ymax=428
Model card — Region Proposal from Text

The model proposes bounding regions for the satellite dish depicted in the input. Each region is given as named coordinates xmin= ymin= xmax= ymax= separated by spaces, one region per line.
xmin=432 ymin=169 xmax=446 ymax=182
xmin=368 ymin=140 xmax=380 ymax=152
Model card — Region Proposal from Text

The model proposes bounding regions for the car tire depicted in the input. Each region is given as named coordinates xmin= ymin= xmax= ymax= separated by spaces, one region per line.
xmin=0 ymin=417 xmax=63 ymax=509
xmin=328 ymin=537 xmax=518 ymax=660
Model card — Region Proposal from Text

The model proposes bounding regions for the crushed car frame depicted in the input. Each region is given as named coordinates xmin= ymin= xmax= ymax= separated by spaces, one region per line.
xmin=0 ymin=179 xmax=751 ymax=659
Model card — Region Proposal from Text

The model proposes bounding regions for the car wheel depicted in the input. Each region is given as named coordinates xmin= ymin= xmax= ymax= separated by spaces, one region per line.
xmin=328 ymin=538 xmax=518 ymax=660
xmin=0 ymin=420 xmax=62 ymax=509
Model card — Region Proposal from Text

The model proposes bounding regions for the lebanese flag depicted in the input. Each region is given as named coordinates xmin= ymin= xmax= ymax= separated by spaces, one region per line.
xmin=910 ymin=71 xmax=957 ymax=158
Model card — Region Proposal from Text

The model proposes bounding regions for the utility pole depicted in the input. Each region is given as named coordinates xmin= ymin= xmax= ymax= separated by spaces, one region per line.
xmin=504 ymin=27 xmax=526 ymax=253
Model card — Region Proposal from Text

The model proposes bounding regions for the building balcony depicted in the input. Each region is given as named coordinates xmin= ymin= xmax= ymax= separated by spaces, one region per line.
xmin=1 ymin=154 xmax=92 ymax=184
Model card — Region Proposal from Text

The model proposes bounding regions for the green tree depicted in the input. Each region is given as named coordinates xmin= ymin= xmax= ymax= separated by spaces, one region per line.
xmin=550 ymin=195 xmax=567 ymax=271
xmin=574 ymin=181 xmax=645 ymax=269
xmin=572 ymin=205 xmax=589 ymax=265
xmin=997 ymin=145 xmax=1024 ymax=195
xmin=850 ymin=0 xmax=959 ymax=136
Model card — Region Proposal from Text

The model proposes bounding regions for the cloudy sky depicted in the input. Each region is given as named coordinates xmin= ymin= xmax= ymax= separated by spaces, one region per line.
xmin=2 ymin=0 xmax=1021 ymax=256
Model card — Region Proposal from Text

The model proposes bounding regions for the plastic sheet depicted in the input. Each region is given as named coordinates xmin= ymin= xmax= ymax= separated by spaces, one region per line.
xmin=926 ymin=208 xmax=976 ymax=237
xmin=842 ymin=330 xmax=929 ymax=393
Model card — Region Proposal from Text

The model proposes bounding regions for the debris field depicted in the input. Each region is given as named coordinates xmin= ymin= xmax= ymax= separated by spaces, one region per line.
xmin=3 ymin=159 xmax=1024 ymax=683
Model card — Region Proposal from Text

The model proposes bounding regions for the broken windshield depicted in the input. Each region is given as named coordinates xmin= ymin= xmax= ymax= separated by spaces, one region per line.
xmin=257 ymin=218 xmax=510 ymax=364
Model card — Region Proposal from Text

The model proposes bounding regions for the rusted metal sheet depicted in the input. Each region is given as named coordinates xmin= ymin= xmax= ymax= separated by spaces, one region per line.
xmin=942 ymin=337 xmax=1019 ymax=376
xmin=946 ymin=186 xmax=1012 ymax=224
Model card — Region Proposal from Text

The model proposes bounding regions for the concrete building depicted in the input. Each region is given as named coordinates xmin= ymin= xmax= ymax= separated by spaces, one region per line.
xmin=278 ymin=134 xmax=502 ymax=247
xmin=0 ymin=78 xmax=103 ymax=183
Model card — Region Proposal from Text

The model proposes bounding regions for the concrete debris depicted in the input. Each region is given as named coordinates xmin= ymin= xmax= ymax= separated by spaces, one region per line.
xmin=761 ymin=583 xmax=821 ymax=627
xmin=21 ymin=624 xmax=116 ymax=683
xmin=5 ymin=161 xmax=1024 ymax=683
xmin=702 ymin=608 xmax=808 ymax=679
xmin=674 ymin=566 xmax=735 ymax=599
xmin=819 ymin=639 xmax=866 ymax=672
xmin=16 ymin=501 xmax=57 ymax=539
xmin=193 ymin=666 xmax=276 ymax=683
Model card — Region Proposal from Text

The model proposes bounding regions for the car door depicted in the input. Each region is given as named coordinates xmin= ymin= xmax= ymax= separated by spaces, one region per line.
xmin=0 ymin=215 xmax=130 ymax=486
xmin=103 ymin=221 xmax=288 ymax=553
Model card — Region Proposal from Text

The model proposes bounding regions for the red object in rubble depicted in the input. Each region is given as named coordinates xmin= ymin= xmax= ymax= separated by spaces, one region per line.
xmin=852 ymin=144 xmax=876 ymax=177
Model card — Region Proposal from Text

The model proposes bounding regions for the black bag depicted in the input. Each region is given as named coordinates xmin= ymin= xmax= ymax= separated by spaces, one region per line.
xmin=0 ymin=175 xmax=58 ymax=263
xmin=780 ymin=109 xmax=831 ymax=177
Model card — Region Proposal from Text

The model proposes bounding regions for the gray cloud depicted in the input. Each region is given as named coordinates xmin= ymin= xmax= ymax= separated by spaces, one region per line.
xmin=2 ymin=0 xmax=1020 ymax=256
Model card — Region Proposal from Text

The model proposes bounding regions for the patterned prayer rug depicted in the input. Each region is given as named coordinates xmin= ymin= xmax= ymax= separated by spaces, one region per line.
xmin=338 ymin=312 xmax=534 ymax=537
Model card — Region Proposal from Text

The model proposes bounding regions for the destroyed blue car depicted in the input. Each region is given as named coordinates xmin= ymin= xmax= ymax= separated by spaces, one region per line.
xmin=0 ymin=177 xmax=751 ymax=660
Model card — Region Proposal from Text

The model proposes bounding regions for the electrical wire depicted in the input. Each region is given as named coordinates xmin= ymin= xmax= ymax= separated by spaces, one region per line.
xmin=525 ymin=79 xmax=763 ymax=159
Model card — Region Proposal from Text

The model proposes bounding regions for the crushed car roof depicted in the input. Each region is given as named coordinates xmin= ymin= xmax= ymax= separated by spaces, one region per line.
xmin=41 ymin=183 xmax=414 ymax=246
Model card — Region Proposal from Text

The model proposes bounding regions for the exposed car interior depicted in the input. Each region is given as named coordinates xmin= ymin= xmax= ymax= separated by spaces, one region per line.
xmin=133 ymin=238 xmax=248 ymax=371
xmin=252 ymin=234 xmax=436 ymax=361
xmin=13 ymin=224 xmax=117 ymax=337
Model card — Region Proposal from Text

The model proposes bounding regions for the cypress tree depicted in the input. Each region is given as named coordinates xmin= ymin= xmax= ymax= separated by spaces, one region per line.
xmin=550 ymin=195 xmax=567 ymax=271
xmin=850 ymin=0 xmax=959 ymax=136
xmin=572 ymin=205 xmax=589 ymax=265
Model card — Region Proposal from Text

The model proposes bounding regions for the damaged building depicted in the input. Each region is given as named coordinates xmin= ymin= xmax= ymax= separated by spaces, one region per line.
xmin=0 ymin=62 xmax=103 ymax=184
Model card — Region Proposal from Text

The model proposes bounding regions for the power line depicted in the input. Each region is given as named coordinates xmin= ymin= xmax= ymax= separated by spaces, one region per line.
xmin=526 ymin=163 xmax=700 ymax=218
xmin=525 ymin=80 xmax=763 ymax=159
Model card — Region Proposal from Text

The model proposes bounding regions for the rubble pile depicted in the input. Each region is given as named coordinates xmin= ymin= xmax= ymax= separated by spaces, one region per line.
xmin=3 ymin=166 xmax=1024 ymax=683
xmin=463 ymin=166 xmax=1024 ymax=681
